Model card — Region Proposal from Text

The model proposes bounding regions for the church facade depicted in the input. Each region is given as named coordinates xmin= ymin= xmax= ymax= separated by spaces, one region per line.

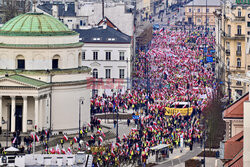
xmin=0 ymin=13 xmax=91 ymax=134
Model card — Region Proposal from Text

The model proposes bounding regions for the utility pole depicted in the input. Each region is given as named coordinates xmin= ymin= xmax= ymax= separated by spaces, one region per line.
xmin=102 ymin=0 xmax=104 ymax=19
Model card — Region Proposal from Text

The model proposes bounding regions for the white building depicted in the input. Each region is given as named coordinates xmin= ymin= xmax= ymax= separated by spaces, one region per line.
xmin=0 ymin=12 xmax=91 ymax=134
xmin=36 ymin=1 xmax=134 ymax=36
xmin=75 ymin=24 xmax=132 ymax=97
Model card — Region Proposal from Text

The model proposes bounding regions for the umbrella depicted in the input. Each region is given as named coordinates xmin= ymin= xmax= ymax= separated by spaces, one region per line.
xmin=5 ymin=146 xmax=19 ymax=152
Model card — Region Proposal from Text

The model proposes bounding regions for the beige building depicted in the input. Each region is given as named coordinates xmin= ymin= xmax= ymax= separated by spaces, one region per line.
xmin=216 ymin=4 xmax=250 ymax=101
xmin=0 ymin=13 xmax=91 ymax=134
xmin=184 ymin=0 xmax=220 ymax=28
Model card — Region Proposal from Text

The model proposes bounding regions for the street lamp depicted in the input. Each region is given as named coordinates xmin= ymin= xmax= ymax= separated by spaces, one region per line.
xmin=79 ymin=97 xmax=84 ymax=141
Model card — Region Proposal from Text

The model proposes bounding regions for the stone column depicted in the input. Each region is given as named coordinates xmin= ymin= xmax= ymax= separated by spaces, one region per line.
xmin=39 ymin=97 xmax=43 ymax=131
xmin=22 ymin=96 xmax=27 ymax=133
xmin=0 ymin=96 xmax=2 ymax=128
xmin=11 ymin=96 xmax=15 ymax=132
xmin=34 ymin=96 xmax=39 ymax=132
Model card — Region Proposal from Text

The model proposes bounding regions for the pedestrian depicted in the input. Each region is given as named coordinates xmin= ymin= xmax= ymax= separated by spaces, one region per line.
xmin=127 ymin=118 xmax=130 ymax=127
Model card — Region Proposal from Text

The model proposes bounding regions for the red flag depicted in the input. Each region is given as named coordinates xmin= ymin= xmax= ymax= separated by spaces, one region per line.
xmin=63 ymin=135 xmax=68 ymax=141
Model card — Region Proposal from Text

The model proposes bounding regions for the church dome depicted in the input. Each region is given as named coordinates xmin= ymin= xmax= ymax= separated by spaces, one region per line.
xmin=0 ymin=13 xmax=77 ymax=36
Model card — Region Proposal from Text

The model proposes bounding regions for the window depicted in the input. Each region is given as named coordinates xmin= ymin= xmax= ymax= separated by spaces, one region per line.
xmin=17 ymin=59 xmax=25 ymax=69
xmin=93 ymin=38 xmax=101 ymax=41
xmin=237 ymin=25 xmax=242 ymax=35
xmin=119 ymin=52 xmax=125 ymax=60
xmin=226 ymin=42 xmax=230 ymax=50
xmin=68 ymin=20 xmax=72 ymax=22
xmin=93 ymin=51 xmax=98 ymax=60
xmin=119 ymin=69 xmax=125 ymax=79
xmin=52 ymin=59 xmax=58 ymax=69
xmin=248 ymin=22 xmax=250 ymax=27
xmin=105 ymin=69 xmax=111 ymax=78
xmin=235 ymin=89 xmax=243 ymax=99
xmin=226 ymin=57 xmax=230 ymax=69
xmin=248 ymin=65 xmax=250 ymax=70
xmin=198 ymin=8 xmax=200 ymax=13
xmin=237 ymin=42 xmax=241 ymax=52
xmin=82 ymin=51 xmax=85 ymax=60
xmin=52 ymin=55 xmax=60 ymax=69
xmin=206 ymin=8 xmax=209 ymax=13
xmin=228 ymin=25 xmax=231 ymax=36
xmin=238 ymin=9 xmax=241 ymax=17
xmin=189 ymin=8 xmax=191 ymax=12
xmin=236 ymin=81 xmax=241 ymax=86
xmin=93 ymin=69 xmax=98 ymax=78
xmin=80 ymin=20 xmax=83 ymax=26
xmin=206 ymin=18 xmax=209 ymax=23
xmin=197 ymin=18 xmax=201 ymax=23
xmin=106 ymin=52 xmax=111 ymax=60
xmin=237 ymin=58 xmax=241 ymax=68
xmin=16 ymin=55 xmax=25 ymax=69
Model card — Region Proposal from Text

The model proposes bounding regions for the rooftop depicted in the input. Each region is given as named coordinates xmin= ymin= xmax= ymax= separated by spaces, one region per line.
xmin=223 ymin=93 xmax=249 ymax=119
xmin=75 ymin=26 xmax=131 ymax=44
xmin=0 ymin=74 xmax=49 ymax=88
xmin=185 ymin=0 xmax=220 ymax=7
xmin=0 ymin=13 xmax=77 ymax=36
xmin=224 ymin=131 xmax=243 ymax=160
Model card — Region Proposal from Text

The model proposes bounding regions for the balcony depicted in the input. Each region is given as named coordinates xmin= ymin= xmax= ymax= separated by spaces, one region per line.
xmin=226 ymin=49 xmax=230 ymax=55
xmin=235 ymin=33 xmax=245 ymax=40
xmin=236 ymin=50 xmax=241 ymax=56
xmin=234 ymin=16 xmax=245 ymax=21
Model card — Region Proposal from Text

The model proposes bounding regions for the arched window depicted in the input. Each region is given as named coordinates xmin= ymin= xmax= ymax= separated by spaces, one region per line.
xmin=237 ymin=58 xmax=241 ymax=68
xmin=52 ymin=55 xmax=60 ymax=69
xmin=226 ymin=57 xmax=230 ymax=69
xmin=78 ymin=53 xmax=81 ymax=67
xmin=16 ymin=55 xmax=25 ymax=69
xmin=93 ymin=69 xmax=98 ymax=78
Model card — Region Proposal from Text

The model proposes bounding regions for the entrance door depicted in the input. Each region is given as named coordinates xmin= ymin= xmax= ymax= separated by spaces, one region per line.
xmin=15 ymin=105 xmax=22 ymax=132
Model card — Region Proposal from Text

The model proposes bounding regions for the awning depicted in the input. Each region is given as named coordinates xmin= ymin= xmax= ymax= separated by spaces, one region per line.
xmin=150 ymin=144 xmax=170 ymax=151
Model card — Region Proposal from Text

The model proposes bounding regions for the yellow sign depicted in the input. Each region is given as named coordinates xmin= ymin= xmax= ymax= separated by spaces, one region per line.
xmin=165 ymin=107 xmax=193 ymax=116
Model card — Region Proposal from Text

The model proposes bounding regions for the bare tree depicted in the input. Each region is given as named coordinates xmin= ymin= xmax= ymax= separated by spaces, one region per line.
xmin=1 ymin=0 xmax=31 ymax=23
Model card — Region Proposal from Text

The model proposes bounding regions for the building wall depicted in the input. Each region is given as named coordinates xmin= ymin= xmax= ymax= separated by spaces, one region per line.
xmin=51 ymin=83 xmax=90 ymax=133
xmin=0 ymin=47 xmax=82 ymax=70
xmin=244 ymin=100 xmax=250 ymax=167
xmin=184 ymin=5 xmax=220 ymax=27
xmin=220 ymin=5 xmax=250 ymax=101
xmin=82 ymin=42 xmax=131 ymax=96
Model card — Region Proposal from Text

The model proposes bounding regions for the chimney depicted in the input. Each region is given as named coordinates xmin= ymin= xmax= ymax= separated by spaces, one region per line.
xmin=102 ymin=0 xmax=104 ymax=19
xmin=75 ymin=0 xmax=79 ymax=15
xmin=52 ymin=4 xmax=58 ymax=18
xmin=103 ymin=18 xmax=107 ymax=29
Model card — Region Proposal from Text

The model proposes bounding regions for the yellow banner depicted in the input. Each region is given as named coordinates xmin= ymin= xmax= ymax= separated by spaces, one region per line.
xmin=165 ymin=107 xmax=193 ymax=116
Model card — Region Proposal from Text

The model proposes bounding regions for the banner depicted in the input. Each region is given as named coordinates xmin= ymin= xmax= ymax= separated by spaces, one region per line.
xmin=165 ymin=107 xmax=193 ymax=116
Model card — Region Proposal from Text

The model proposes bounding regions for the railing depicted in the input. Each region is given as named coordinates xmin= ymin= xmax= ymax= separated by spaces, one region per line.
xmin=235 ymin=16 xmax=245 ymax=21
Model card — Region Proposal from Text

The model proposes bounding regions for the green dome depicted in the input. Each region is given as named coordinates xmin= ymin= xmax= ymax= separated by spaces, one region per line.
xmin=0 ymin=13 xmax=77 ymax=36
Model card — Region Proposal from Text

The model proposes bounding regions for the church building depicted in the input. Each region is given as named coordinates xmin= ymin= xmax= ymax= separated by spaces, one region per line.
xmin=0 ymin=12 xmax=91 ymax=134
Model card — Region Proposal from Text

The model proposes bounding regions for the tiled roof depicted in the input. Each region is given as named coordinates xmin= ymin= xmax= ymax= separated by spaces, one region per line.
xmin=97 ymin=17 xmax=121 ymax=32
xmin=224 ymin=131 xmax=243 ymax=160
xmin=224 ymin=149 xmax=243 ymax=167
xmin=1 ymin=74 xmax=49 ymax=88
xmin=224 ymin=93 xmax=249 ymax=119
xmin=75 ymin=26 xmax=131 ymax=44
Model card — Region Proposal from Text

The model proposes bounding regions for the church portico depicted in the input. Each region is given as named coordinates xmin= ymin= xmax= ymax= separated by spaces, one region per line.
xmin=0 ymin=94 xmax=50 ymax=133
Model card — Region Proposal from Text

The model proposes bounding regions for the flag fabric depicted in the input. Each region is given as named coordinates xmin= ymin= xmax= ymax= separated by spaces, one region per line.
xmin=99 ymin=136 xmax=103 ymax=143
xmin=61 ymin=148 xmax=66 ymax=154
xmin=73 ymin=137 xmax=78 ymax=143
xmin=35 ymin=135 xmax=39 ymax=142
xmin=63 ymin=135 xmax=68 ymax=141
xmin=12 ymin=137 xmax=16 ymax=144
